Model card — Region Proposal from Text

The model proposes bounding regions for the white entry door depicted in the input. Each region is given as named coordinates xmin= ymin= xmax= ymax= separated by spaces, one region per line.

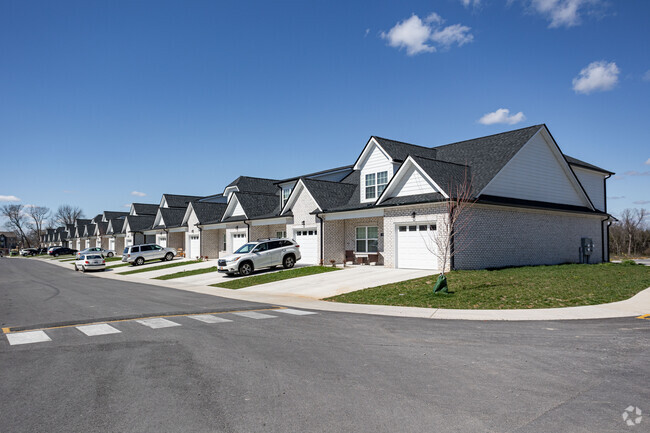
xmin=158 ymin=235 xmax=167 ymax=248
xmin=295 ymin=229 xmax=318 ymax=264
xmin=109 ymin=238 xmax=115 ymax=251
xmin=231 ymin=232 xmax=247 ymax=253
xmin=187 ymin=234 xmax=200 ymax=259
xmin=396 ymin=224 xmax=438 ymax=270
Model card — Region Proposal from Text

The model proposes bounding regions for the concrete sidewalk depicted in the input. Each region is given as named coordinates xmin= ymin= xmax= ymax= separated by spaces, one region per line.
xmin=36 ymin=257 xmax=650 ymax=321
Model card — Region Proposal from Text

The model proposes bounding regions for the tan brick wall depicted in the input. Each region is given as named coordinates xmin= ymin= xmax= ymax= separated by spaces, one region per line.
xmin=454 ymin=205 xmax=604 ymax=270
xmin=168 ymin=232 xmax=185 ymax=251
xmin=322 ymin=220 xmax=345 ymax=264
xmin=201 ymin=228 xmax=224 ymax=259
xmin=114 ymin=236 xmax=125 ymax=254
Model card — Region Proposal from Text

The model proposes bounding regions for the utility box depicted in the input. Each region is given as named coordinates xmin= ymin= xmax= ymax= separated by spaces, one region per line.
xmin=580 ymin=237 xmax=594 ymax=263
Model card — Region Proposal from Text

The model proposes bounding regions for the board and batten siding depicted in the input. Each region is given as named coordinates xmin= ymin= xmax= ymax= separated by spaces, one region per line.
xmin=359 ymin=144 xmax=395 ymax=203
xmin=571 ymin=166 xmax=606 ymax=212
xmin=394 ymin=164 xmax=436 ymax=197
xmin=481 ymin=132 xmax=589 ymax=207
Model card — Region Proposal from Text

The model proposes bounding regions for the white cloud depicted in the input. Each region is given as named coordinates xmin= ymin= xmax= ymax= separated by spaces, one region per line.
xmin=131 ymin=191 xmax=147 ymax=197
xmin=381 ymin=13 xmax=473 ymax=56
xmin=643 ymin=70 xmax=650 ymax=82
xmin=607 ymin=196 xmax=625 ymax=200
xmin=123 ymin=204 xmax=132 ymax=209
xmin=530 ymin=0 xmax=603 ymax=28
xmin=478 ymin=108 xmax=526 ymax=125
xmin=460 ymin=0 xmax=481 ymax=8
xmin=0 ymin=195 xmax=21 ymax=202
xmin=624 ymin=170 xmax=650 ymax=177
xmin=572 ymin=61 xmax=619 ymax=94
xmin=645 ymin=158 xmax=650 ymax=165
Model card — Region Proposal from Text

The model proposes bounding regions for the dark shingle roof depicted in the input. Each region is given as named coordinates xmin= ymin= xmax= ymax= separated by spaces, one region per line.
xmin=131 ymin=203 xmax=159 ymax=216
xmin=162 ymin=194 xmax=204 ymax=208
xmin=300 ymin=178 xmax=357 ymax=211
xmin=564 ymin=155 xmax=614 ymax=175
xmin=226 ymin=176 xmax=279 ymax=194
xmin=371 ymin=136 xmax=437 ymax=162
xmin=235 ymin=192 xmax=280 ymax=219
xmin=155 ymin=208 xmax=187 ymax=229
xmin=380 ymin=193 xmax=446 ymax=206
xmin=83 ymin=224 xmax=96 ymax=237
xmin=75 ymin=219 xmax=91 ymax=227
xmin=192 ymin=202 xmax=228 ymax=225
xmin=96 ymin=222 xmax=108 ymax=236
xmin=410 ymin=156 xmax=472 ymax=197
xmin=107 ymin=218 xmax=124 ymax=235
xmin=433 ymin=124 xmax=544 ymax=194
xmin=103 ymin=211 xmax=128 ymax=221
xmin=124 ymin=215 xmax=155 ymax=232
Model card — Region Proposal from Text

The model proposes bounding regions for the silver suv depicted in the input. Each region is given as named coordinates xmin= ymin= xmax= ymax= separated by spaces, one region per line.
xmin=122 ymin=244 xmax=177 ymax=265
xmin=218 ymin=238 xmax=301 ymax=276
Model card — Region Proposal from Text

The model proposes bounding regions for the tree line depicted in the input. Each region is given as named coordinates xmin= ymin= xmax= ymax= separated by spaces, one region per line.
xmin=1 ymin=204 xmax=84 ymax=248
xmin=609 ymin=208 xmax=649 ymax=257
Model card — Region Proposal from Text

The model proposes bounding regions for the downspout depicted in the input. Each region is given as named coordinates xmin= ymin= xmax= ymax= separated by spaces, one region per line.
xmin=602 ymin=173 xmax=612 ymax=263
xmin=195 ymin=223 xmax=202 ymax=258
xmin=316 ymin=213 xmax=324 ymax=266
xmin=449 ymin=205 xmax=455 ymax=272
xmin=243 ymin=220 xmax=250 ymax=241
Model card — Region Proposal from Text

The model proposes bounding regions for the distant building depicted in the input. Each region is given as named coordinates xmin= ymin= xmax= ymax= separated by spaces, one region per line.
xmin=0 ymin=231 xmax=18 ymax=251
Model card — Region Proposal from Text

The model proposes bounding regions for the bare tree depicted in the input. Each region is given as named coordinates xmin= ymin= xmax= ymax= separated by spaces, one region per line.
xmin=53 ymin=205 xmax=84 ymax=225
xmin=1 ymin=204 xmax=31 ymax=247
xmin=610 ymin=208 xmax=649 ymax=257
xmin=27 ymin=206 xmax=50 ymax=246
xmin=423 ymin=170 xmax=476 ymax=292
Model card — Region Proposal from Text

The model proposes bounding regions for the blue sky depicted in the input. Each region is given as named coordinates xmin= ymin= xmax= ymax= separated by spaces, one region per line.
xmin=1 ymin=0 xmax=648 ymax=222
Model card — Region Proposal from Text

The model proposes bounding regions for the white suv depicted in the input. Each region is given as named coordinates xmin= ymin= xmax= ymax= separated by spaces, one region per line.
xmin=122 ymin=244 xmax=177 ymax=265
xmin=218 ymin=238 xmax=301 ymax=276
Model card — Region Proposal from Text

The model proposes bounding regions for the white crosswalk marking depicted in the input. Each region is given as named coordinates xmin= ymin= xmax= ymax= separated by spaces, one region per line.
xmin=187 ymin=314 xmax=233 ymax=324
xmin=276 ymin=308 xmax=317 ymax=316
xmin=76 ymin=323 xmax=121 ymax=336
xmin=136 ymin=318 xmax=181 ymax=329
xmin=6 ymin=330 xmax=51 ymax=346
xmin=231 ymin=311 xmax=277 ymax=320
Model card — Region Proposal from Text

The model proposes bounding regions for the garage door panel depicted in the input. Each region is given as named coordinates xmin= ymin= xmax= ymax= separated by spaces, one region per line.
xmin=295 ymin=229 xmax=318 ymax=264
xmin=188 ymin=234 xmax=200 ymax=258
xmin=396 ymin=224 xmax=438 ymax=270
xmin=232 ymin=233 xmax=247 ymax=253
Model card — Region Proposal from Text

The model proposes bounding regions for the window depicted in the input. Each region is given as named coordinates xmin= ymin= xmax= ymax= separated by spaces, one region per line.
xmin=269 ymin=241 xmax=282 ymax=250
xmin=282 ymin=187 xmax=292 ymax=207
xmin=276 ymin=231 xmax=286 ymax=238
xmin=141 ymin=245 xmax=153 ymax=252
xmin=253 ymin=243 xmax=268 ymax=253
xmin=365 ymin=171 xmax=388 ymax=200
xmin=222 ymin=233 xmax=227 ymax=251
xmin=356 ymin=226 xmax=379 ymax=253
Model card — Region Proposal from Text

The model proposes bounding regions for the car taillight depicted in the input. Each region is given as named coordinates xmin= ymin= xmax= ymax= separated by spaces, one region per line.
xmin=127 ymin=254 xmax=130 ymax=257
xmin=295 ymin=245 xmax=300 ymax=248
xmin=85 ymin=261 xmax=89 ymax=264
xmin=102 ymin=260 xmax=105 ymax=264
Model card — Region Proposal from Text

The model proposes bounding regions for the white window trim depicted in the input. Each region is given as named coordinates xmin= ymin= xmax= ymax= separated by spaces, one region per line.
xmin=364 ymin=171 xmax=389 ymax=201
xmin=355 ymin=226 xmax=379 ymax=254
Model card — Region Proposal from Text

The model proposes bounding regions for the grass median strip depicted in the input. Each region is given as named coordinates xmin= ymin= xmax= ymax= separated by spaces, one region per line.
xmin=326 ymin=263 xmax=650 ymax=309
xmin=118 ymin=260 xmax=202 ymax=275
xmin=107 ymin=262 xmax=130 ymax=268
xmin=154 ymin=266 xmax=221 ymax=280
xmin=105 ymin=257 xmax=122 ymax=262
xmin=212 ymin=266 xmax=340 ymax=289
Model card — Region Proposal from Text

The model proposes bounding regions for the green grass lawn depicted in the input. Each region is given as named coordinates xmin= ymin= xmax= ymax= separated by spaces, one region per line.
xmin=107 ymin=262 xmax=130 ymax=269
xmin=327 ymin=263 xmax=650 ymax=310
xmin=212 ymin=266 xmax=340 ymax=289
xmin=118 ymin=260 xmax=202 ymax=275
xmin=105 ymin=256 xmax=122 ymax=262
xmin=154 ymin=266 xmax=220 ymax=280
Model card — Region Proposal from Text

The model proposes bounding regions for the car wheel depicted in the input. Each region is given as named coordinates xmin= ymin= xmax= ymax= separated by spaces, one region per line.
xmin=74 ymin=265 xmax=78 ymax=271
xmin=107 ymin=252 xmax=113 ymax=258
xmin=135 ymin=257 xmax=145 ymax=266
xmin=283 ymin=255 xmax=295 ymax=269
xmin=54 ymin=253 xmax=59 ymax=257
xmin=81 ymin=266 xmax=86 ymax=273
xmin=239 ymin=262 xmax=253 ymax=276
xmin=165 ymin=252 xmax=174 ymax=261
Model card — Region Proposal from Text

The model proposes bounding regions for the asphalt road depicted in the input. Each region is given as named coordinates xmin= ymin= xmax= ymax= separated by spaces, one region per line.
xmin=1 ymin=258 xmax=649 ymax=433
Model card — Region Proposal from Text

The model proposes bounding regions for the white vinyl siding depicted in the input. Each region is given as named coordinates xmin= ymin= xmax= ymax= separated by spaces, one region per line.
xmin=394 ymin=165 xmax=436 ymax=197
xmin=360 ymin=144 xmax=393 ymax=202
xmin=572 ymin=166 xmax=606 ymax=211
xmin=232 ymin=200 xmax=245 ymax=217
xmin=482 ymin=132 xmax=588 ymax=207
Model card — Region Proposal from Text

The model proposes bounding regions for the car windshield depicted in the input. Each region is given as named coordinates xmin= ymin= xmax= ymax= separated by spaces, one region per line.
xmin=234 ymin=243 xmax=257 ymax=254
xmin=87 ymin=255 xmax=102 ymax=259
xmin=123 ymin=248 xmax=129 ymax=254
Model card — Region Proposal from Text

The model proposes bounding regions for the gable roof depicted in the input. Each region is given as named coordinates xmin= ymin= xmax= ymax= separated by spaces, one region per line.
xmin=124 ymin=215 xmax=155 ymax=233
xmin=433 ymin=124 xmax=544 ymax=194
xmin=162 ymin=194 xmax=204 ymax=208
xmin=371 ymin=136 xmax=438 ymax=162
xmin=103 ymin=211 xmax=128 ymax=221
xmin=299 ymin=177 xmax=357 ymax=212
xmin=131 ymin=203 xmax=159 ymax=216
xmin=107 ymin=218 xmax=124 ymax=235
xmin=190 ymin=202 xmax=228 ymax=225
xmin=233 ymin=192 xmax=280 ymax=220
xmin=75 ymin=219 xmax=90 ymax=227
xmin=96 ymin=221 xmax=108 ymax=236
xmin=154 ymin=208 xmax=187 ymax=229
xmin=225 ymin=176 xmax=279 ymax=195
xmin=564 ymin=155 xmax=614 ymax=175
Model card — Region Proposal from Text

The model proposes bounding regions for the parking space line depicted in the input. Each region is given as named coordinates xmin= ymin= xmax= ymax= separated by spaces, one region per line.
xmin=6 ymin=330 xmax=51 ymax=346
xmin=187 ymin=314 xmax=233 ymax=324
xmin=276 ymin=308 xmax=317 ymax=316
xmin=136 ymin=318 xmax=182 ymax=329
xmin=231 ymin=311 xmax=277 ymax=320
xmin=76 ymin=323 xmax=122 ymax=336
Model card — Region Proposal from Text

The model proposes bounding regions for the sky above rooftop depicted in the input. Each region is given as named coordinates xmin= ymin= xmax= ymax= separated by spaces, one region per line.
xmin=1 ymin=0 xmax=648 ymax=221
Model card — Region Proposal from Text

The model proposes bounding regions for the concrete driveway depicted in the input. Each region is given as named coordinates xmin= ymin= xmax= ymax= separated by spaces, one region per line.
xmin=237 ymin=266 xmax=433 ymax=298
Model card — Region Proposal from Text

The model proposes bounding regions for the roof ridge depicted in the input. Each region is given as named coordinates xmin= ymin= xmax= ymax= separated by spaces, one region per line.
xmin=301 ymin=176 xmax=356 ymax=186
xmin=410 ymin=154 xmax=470 ymax=168
xmin=433 ymin=124 xmax=544 ymax=150
xmin=372 ymin=135 xmax=433 ymax=150
xmin=236 ymin=175 xmax=279 ymax=182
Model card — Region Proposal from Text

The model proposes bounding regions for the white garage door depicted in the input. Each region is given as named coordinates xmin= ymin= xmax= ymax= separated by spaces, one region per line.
xmin=295 ymin=229 xmax=318 ymax=264
xmin=109 ymin=238 xmax=115 ymax=251
xmin=396 ymin=224 xmax=438 ymax=270
xmin=158 ymin=235 xmax=167 ymax=248
xmin=187 ymin=234 xmax=200 ymax=259
xmin=231 ymin=232 xmax=247 ymax=253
